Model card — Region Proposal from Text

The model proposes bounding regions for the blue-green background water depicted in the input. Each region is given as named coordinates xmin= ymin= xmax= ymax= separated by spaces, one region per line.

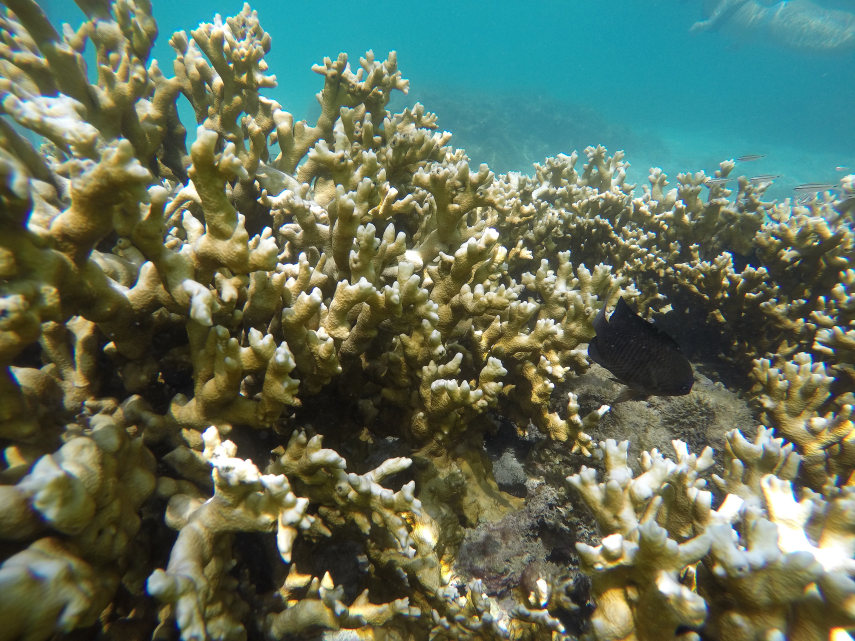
xmin=43 ymin=0 xmax=855 ymax=199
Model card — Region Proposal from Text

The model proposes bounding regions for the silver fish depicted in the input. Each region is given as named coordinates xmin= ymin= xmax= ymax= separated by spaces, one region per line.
xmin=704 ymin=177 xmax=731 ymax=187
xmin=793 ymin=183 xmax=837 ymax=191
xmin=749 ymin=174 xmax=781 ymax=182
xmin=736 ymin=154 xmax=766 ymax=162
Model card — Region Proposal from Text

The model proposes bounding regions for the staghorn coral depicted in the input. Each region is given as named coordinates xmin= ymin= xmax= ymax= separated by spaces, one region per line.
xmin=493 ymin=150 xmax=853 ymax=380
xmin=147 ymin=426 xmax=430 ymax=640
xmin=752 ymin=353 xmax=855 ymax=487
xmin=568 ymin=431 xmax=855 ymax=641
xmin=0 ymin=0 xmax=853 ymax=640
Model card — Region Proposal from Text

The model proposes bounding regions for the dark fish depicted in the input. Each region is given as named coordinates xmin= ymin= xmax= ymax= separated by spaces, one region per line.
xmin=588 ymin=297 xmax=694 ymax=396
xmin=736 ymin=154 xmax=766 ymax=162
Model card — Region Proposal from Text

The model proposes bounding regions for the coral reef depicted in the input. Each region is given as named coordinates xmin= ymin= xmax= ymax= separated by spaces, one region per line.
xmin=0 ymin=0 xmax=852 ymax=640
xmin=568 ymin=430 xmax=855 ymax=641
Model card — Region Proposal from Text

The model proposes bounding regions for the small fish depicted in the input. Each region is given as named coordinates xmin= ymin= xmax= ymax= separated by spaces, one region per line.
xmin=749 ymin=174 xmax=781 ymax=182
xmin=588 ymin=297 xmax=694 ymax=396
xmin=836 ymin=166 xmax=850 ymax=172
xmin=793 ymin=182 xmax=836 ymax=192
xmin=736 ymin=154 xmax=766 ymax=162
xmin=704 ymin=177 xmax=731 ymax=187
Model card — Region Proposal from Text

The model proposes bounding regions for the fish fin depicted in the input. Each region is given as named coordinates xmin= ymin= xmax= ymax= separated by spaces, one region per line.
xmin=588 ymin=339 xmax=604 ymax=366
xmin=593 ymin=302 xmax=609 ymax=335
xmin=650 ymin=321 xmax=684 ymax=351
xmin=617 ymin=296 xmax=685 ymax=351
xmin=613 ymin=297 xmax=636 ymax=320
xmin=614 ymin=387 xmax=649 ymax=403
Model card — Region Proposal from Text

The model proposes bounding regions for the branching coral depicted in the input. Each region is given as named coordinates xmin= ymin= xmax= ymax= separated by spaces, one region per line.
xmin=0 ymin=0 xmax=853 ymax=639
xmin=569 ymin=431 xmax=855 ymax=641
xmin=753 ymin=353 xmax=855 ymax=486
xmin=0 ymin=402 xmax=155 ymax=641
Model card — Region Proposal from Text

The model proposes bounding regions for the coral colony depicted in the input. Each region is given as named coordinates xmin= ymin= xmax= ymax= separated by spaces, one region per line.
xmin=0 ymin=1 xmax=853 ymax=640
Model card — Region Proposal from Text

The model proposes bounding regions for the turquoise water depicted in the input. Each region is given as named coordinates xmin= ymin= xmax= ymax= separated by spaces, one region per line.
xmin=43 ymin=0 xmax=855 ymax=199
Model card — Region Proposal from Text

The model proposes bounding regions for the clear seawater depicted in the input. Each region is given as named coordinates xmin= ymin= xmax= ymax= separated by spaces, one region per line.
xmin=43 ymin=0 xmax=855 ymax=201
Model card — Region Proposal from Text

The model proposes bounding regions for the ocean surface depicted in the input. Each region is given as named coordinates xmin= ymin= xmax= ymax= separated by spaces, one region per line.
xmin=43 ymin=0 xmax=855 ymax=201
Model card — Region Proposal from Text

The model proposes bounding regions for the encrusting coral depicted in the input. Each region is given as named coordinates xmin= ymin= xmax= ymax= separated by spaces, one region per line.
xmin=0 ymin=0 xmax=853 ymax=639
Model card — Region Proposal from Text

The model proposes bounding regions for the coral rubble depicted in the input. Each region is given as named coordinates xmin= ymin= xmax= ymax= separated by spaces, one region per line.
xmin=0 ymin=1 xmax=852 ymax=640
